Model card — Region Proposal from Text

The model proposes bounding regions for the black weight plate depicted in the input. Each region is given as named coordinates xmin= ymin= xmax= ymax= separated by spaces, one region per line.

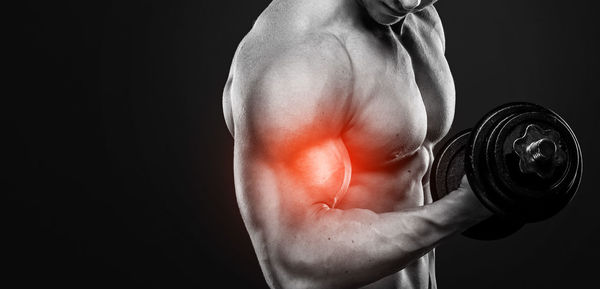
xmin=489 ymin=110 xmax=582 ymax=222
xmin=466 ymin=102 xmax=548 ymax=217
xmin=492 ymin=112 xmax=571 ymax=198
xmin=431 ymin=130 xmax=471 ymax=201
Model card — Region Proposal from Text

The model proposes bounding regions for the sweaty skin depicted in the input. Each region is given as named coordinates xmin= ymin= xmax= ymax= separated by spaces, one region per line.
xmin=222 ymin=0 xmax=492 ymax=288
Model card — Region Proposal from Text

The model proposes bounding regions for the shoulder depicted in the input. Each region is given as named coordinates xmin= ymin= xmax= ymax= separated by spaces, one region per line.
xmin=231 ymin=32 xmax=354 ymax=151
xmin=236 ymin=31 xmax=353 ymax=90
xmin=230 ymin=1 xmax=355 ymax=104
xmin=256 ymin=33 xmax=353 ymax=102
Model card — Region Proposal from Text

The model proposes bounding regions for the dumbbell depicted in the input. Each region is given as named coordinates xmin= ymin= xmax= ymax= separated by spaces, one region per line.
xmin=431 ymin=102 xmax=583 ymax=240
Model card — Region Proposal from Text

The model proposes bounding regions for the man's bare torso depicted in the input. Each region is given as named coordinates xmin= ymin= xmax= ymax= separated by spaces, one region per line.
xmin=223 ymin=0 xmax=455 ymax=287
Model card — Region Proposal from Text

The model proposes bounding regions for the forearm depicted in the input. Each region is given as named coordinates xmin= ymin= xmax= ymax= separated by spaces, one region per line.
xmin=270 ymin=187 xmax=491 ymax=289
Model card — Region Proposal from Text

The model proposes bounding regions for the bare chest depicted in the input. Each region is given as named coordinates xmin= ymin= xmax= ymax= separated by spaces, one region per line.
xmin=341 ymin=25 xmax=454 ymax=169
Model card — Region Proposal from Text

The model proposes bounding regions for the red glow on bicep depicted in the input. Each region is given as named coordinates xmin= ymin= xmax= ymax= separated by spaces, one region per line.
xmin=291 ymin=139 xmax=352 ymax=207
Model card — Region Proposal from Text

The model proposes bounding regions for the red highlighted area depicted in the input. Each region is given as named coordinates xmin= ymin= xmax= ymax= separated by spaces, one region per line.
xmin=288 ymin=139 xmax=352 ymax=208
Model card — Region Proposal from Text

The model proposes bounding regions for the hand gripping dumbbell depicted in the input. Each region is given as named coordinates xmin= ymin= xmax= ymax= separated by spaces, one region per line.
xmin=431 ymin=102 xmax=583 ymax=240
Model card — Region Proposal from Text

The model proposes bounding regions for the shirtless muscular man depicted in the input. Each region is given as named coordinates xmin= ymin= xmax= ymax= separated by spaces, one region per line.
xmin=222 ymin=0 xmax=493 ymax=288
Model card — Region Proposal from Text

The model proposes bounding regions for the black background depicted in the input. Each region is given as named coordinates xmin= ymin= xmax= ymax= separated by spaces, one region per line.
xmin=8 ymin=1 xmax=599 ymax=288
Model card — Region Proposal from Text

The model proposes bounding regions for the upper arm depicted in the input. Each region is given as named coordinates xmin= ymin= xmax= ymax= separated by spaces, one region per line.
xmin=231 ymin=34 xmax=354 ymax=232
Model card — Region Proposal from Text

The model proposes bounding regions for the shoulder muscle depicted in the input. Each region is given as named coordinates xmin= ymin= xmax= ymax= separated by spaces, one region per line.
xmin=234 ymin=33 xmax=354 ymax=160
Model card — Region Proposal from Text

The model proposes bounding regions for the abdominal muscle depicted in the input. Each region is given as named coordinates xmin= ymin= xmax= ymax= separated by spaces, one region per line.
xmin=338 ymin=146 xmax=431 ymax=213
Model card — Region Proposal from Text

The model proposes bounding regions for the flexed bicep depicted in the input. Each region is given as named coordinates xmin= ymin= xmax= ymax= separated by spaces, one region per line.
xmin=286 ymin=138 xmax=352 ymax=208
xmin=230 ymin=33 xmax=354 ymax=227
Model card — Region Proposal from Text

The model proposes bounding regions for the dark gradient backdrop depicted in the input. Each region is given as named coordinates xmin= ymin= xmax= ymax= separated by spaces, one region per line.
xmin=8 ymin=1 xmax=599 ymax=288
